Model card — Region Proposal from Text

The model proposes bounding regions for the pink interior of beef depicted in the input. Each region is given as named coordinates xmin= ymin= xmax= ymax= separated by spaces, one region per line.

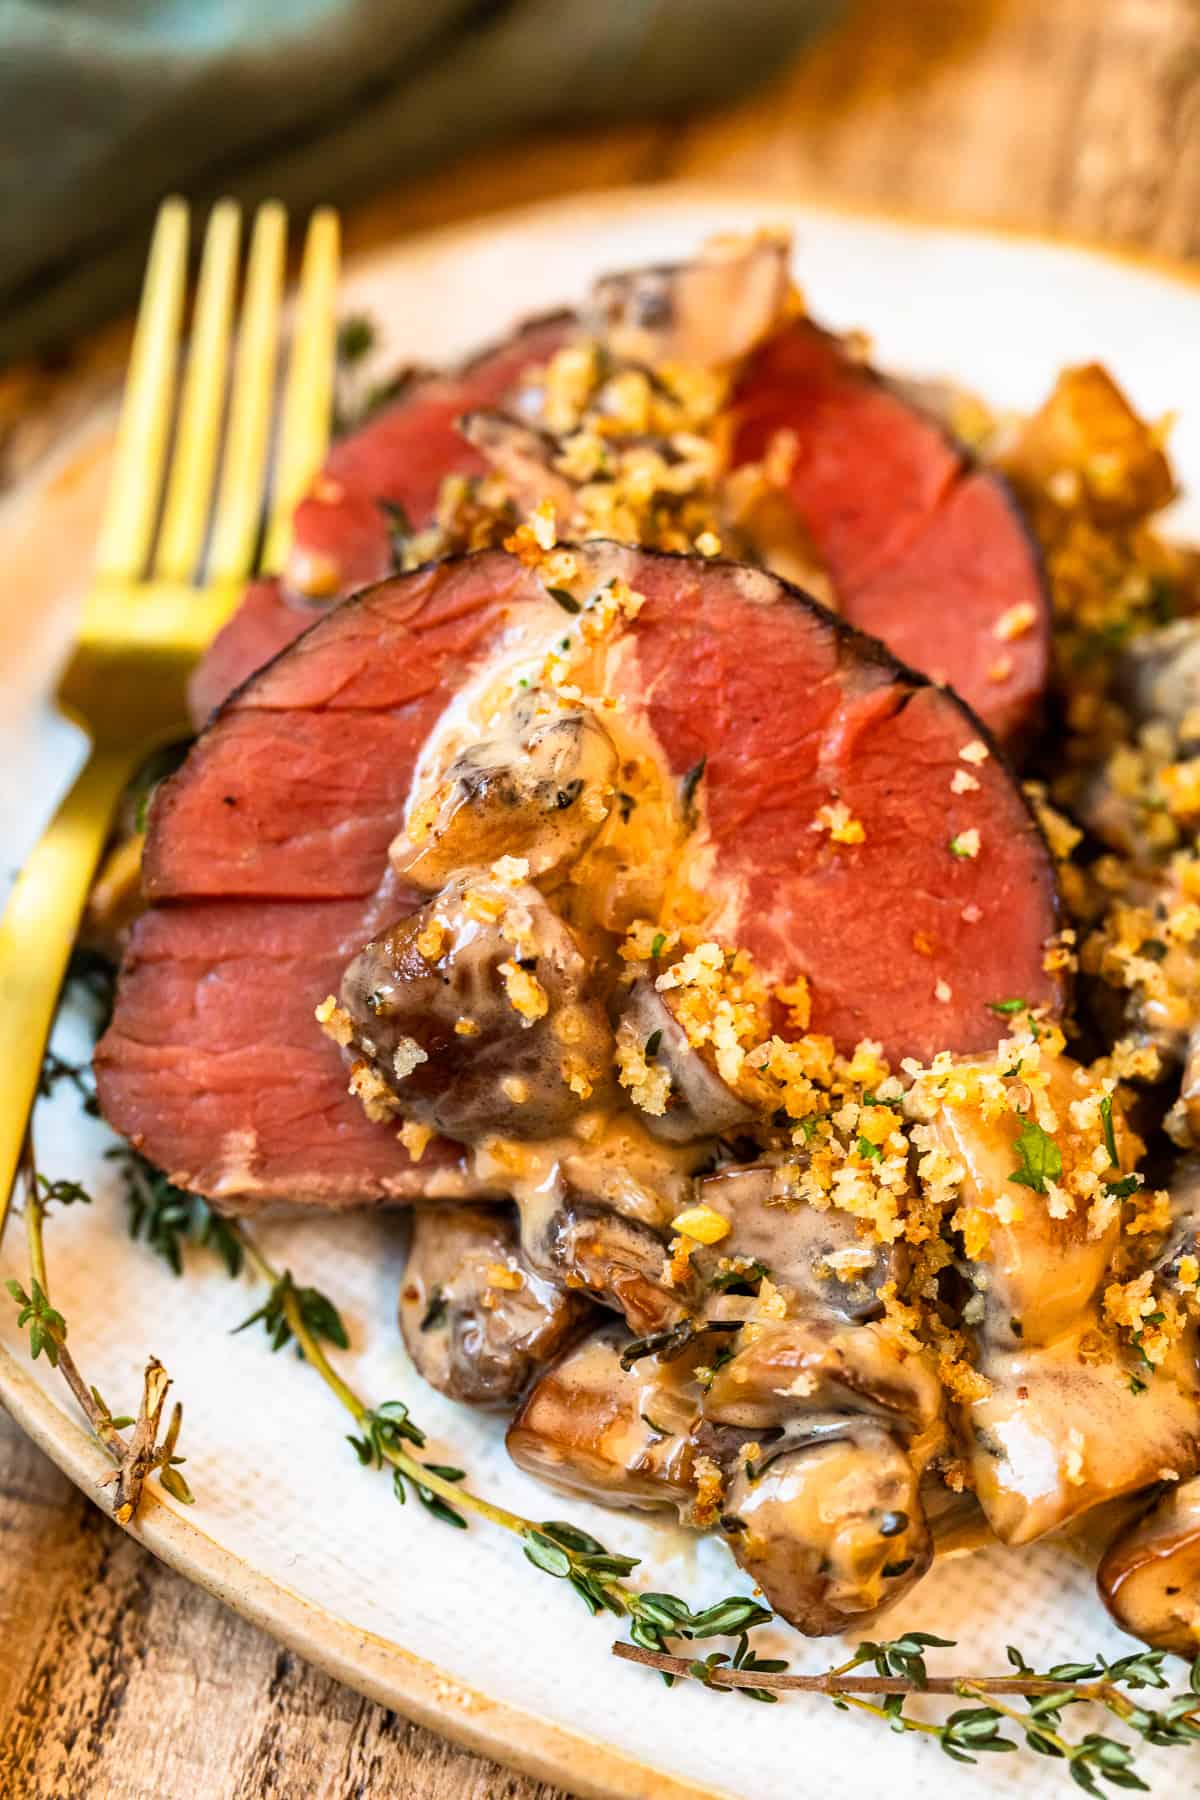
xmin=98 ymin=546 xmax=1059 ymax=1209
xmin=731 ymin=318 xmax=1049 ymax=741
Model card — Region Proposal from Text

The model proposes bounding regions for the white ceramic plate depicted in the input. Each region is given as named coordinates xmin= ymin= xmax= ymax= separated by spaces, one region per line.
xmin=4 ymin=188 xmax=1200 ymax=1800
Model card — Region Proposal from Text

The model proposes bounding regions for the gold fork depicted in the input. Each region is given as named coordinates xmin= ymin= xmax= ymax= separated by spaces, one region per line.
xmin=0 ymin=195 xmax=341 ymax=1235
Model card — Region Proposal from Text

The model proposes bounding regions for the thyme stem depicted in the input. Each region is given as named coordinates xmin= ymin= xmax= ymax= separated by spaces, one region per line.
xmin=832 ymin=1692 xmax=943 ymax=1737
xmin=22 ymin=1139 xmax=49 ymax=1300
xmin=9 ymin=1133 xmax=193 ymax=1521
xmin=610 ymin=1643 xmax=1143 ymax=1702
xmin=231 ymin=1223 xmax=532 ymax=1538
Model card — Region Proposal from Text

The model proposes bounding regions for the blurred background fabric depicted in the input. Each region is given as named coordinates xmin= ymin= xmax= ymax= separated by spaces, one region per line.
xmin=1 ymin=0 xmax=837 ymax=364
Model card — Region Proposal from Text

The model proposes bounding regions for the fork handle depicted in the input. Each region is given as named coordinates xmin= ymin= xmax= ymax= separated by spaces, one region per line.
xmin=0 ymin=746 xmax=139 ymax=1238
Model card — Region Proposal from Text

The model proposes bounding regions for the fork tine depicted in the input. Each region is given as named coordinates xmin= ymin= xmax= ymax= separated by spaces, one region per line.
xmin=207 ymin=201 xmax=287 ymax=584
xmin=93 ymin=197 xmax=189 ymax=580
xmin=153 ymin=200 xmax=241 ymax=581
xmin=261 ymin=207 xmax=340 ymax=576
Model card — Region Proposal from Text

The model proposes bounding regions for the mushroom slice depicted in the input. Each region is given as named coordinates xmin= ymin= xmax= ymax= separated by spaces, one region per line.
xmin=689 ymin=1165 xmax=902 ymax=1322
xmin=398 ymin=1204 xmax=592 ymax=1408
xmin=1003 ymin=363 xmax=1175 ymax=528
xmin=589 ymin=235 xmax=791 ymax=370
xmin=722 ymin=1428 xmax=932 ymax=1636
xmin=533 ymin=1195 xmax=694 ymax=1337
xmin=613 ymin=977 xmax=756 ymax=1145
xmin=704 ymin=1317 xmax=945 ymax=1461
xmin=919 ymin=1051 xmax=1132 ymax=1349
xmin=966 ymin=1322 xmax=1200 ymax=1546
xmin=338 ymin=874 xmax=613 ymax=1142
xmin=1155 ymin=1157 xmax=1200 ymax=1297
xmin=506 ymin=1320 xmax=700 ymax=1511
xmin=391 ymin=687 xmax=618 ymax=890
xmin=1117 ymin=618 xmax=1200 ymax=737
xmin=459 ymin=410 xmax=579 ymax=520
xmin=1099 ymin=1474 xmax=1200 ymax=1654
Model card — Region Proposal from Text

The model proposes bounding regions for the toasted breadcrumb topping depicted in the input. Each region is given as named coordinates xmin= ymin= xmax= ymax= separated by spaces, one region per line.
xmin=498 ymin=960 xmax=549 ymax=1023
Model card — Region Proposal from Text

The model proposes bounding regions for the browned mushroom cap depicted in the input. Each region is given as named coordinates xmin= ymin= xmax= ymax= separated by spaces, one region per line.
xmin=703 ymin=1317 xmax=945 ymax=1460
xmin=339 ymin=874 xmax=614 ymax=1142
xmin=1099 ymin=1474 xmax=1200 ymax=1654
xmin=398 ymin=1204 xmax=593 ymax=1409
xmin=390 ymin=687 xmax=618 ymax=891
xmin=722 ymin=1428 xmax=932 ymax=1636
xmin=506 ymin=1320 xmax=700 ymax=1511
xmin=588 ymin=236 xmax=791 ymax=370
xmin=967 ymin=1322 xmax=1200 ymax=1546
xmin=688 ymin=1165 xmax=904 ymax=1323
xmin=613 ymin=978 xmax=757 ymax=1145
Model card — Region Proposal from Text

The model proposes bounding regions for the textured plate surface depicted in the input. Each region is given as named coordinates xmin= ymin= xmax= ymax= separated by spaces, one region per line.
xmin=3 ymin=187 xmax=1200 ymax=1800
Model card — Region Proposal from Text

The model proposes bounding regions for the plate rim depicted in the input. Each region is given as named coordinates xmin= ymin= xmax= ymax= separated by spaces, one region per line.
xmin=0 ymin=1346 xmax=724 ymax=1800
xmin=5 ymin=179 xmax=1200 ymax=1800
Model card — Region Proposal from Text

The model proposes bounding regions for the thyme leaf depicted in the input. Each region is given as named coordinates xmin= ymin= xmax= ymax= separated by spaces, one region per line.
xmin=234 ymin=1269 xmax=349 ymax=1357
xmin=618 ymin=1317 xmax=740 ymax=1371
xmin=112 ymin=1146 xmax=243 ymax=1279
xmin=6 ymin=1276 xmax=66 ymax=1366
xmin=1099 ymin=1095 xmax=1119 ymax=1169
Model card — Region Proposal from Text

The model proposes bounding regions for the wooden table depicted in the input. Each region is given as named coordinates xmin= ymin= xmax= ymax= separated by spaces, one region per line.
xmin=4 ymin=0 xmax=1200 ymax=1793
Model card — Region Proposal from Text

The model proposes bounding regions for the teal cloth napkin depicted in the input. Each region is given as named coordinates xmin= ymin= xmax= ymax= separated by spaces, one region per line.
xmin=0 ymin=0 xmax=836 ymax=364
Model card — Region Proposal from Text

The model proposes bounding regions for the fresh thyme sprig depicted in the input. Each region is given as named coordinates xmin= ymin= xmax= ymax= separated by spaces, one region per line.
xmin=5 ymin=1140 xmax=193 ymax=1521
xmin=26 ymin=963 xmax=1200 ymax=1789
xmin=614 ymin=1636 xmax=1200 ymax=1787
xmin=234 ymin=1267 xmax=349 ymax=1356
xmin=111 ymin=1146 xmax=244 ymax=1278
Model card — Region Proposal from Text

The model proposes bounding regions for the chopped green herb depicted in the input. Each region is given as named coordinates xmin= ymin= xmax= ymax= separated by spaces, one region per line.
xmin=1008 ymin=1120 xmax=1063 ymax=1194
xmin=378 ymin=497 xmax=412 ymax=569
xmin=644 ymin=1029 xmax=663 ymax=1060
xmin=1149 ymin=576 xmax=1178 ymax=625
xmin=650 ymin=931 xmax=666 ymax=958
xmin=987 ymin=997 xmax=1031 ymax=1016
xmin=856 ymin=1135 xmax=884 ymax=1162
xmin=619 ymin=1318 xmax=740 ymax=1371
xmin=548 ymin=586 xmax=581 ymax=614
xmin=1099 ymin=1094 xmax=1119 ymax=1169
xmin=420 ymin=1288 xmax=448 ymax=1332
xmin=681 ymin=757 xmax=707 ymax=819
xmin=948 ymin=834 xmax=975 ymax=859
xmin=337 ymin=314 xmax=376 ymax=365
xmin=709 ymin=1259 xmax=769 ymax=1293
xmin=1138 ymin=938 xmax=1168 ymax=962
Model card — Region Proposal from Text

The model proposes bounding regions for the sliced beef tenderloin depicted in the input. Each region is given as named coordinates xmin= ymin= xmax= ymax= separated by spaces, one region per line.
xmin=188 ymin=314 xmax=571 ymax=725
xmin=97 ymin=543 xmax=1060 ymax=1210
xmin=730 ymin=318 xmax=1049 ymax=742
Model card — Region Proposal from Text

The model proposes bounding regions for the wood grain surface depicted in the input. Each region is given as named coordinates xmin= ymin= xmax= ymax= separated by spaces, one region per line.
xmin=5 ymin=0 xmax=1200 ymax=1794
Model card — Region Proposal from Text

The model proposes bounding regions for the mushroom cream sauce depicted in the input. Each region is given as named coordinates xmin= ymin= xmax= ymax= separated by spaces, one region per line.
xmin=231 ymin=234 xmax=1200 ymax=1645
